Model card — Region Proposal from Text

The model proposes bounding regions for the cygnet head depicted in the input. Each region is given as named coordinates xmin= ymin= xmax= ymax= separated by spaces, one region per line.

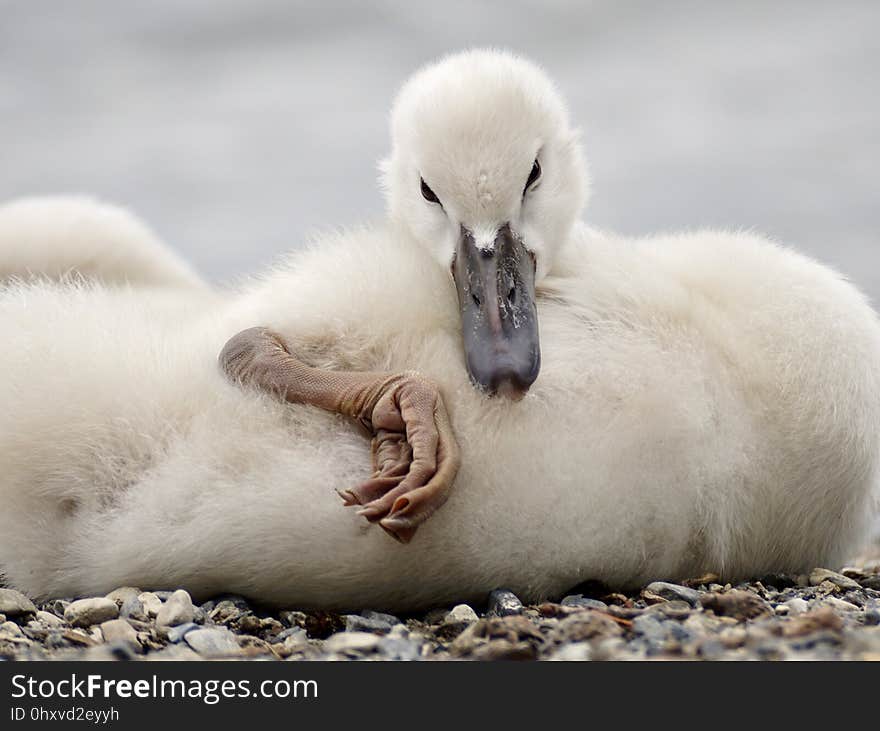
xmin=382 ymin=49 xmax=588 ymax=398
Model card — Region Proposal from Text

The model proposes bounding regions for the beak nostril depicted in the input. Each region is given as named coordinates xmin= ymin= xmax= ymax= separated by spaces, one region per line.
xmin=472 ymin=293 xmax=482 ymax=307
xmin=507 ymin=287 xmax=516 ymax=304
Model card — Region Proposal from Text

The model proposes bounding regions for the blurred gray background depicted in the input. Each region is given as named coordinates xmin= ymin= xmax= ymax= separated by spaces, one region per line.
xmin=1 ymin=1 xmax=877 ymax=296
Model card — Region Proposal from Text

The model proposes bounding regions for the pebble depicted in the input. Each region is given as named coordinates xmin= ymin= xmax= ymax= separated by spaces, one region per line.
xmin=547 ymin=642 xmax=592 ymax=661
xmin=324 ymin=631 xmax=382 ymax=655
xmin=809 ymin=568 xmax=861 ymax=591
xmin=643 ymin=581 xmax=702 ymax=606
xmin=35 ymin=610 xmax=64 ymax=628
xmin=783 ymin=597 xmax=810 ymax=615
xmin=362 ymin=610 xmax=401 ymax=626
xmin=0 ymin=588 xmax=37 ymax=616
xmin=64 ymin=598 xmax=119 ymax=628
xmin=119 ymin=596 xmax=148 ymax=622
xmin=344 ymin=614 xmax=393 ymax=634
xmin=700 ymin=590 xmax=772 ymax=620
xmin=488 ymin=589 xmax=524 ymax=616
xmin=442 ymin=604 xmax=479 ymax=628
xmin=105 ymin=587 xmax=141 ymax=606
xmin=0 ymin=621 xmax=25 ymax=637
xmin=560 ymin=595 xmax=609 ymax=611
xmin=164 ymin=622 xmax=200 ymax=643
xmin=138 ymin=592 xmax=163 ymax=619
xmin=184 ymin=628 xmax=241 ymax=658
xmin=155 ymin=589 xmax=195 ymax=627
xmin=822 ymin=596 xmax=860 ymax=613
xmin=100 ymin=619 xmax=140 ymax=651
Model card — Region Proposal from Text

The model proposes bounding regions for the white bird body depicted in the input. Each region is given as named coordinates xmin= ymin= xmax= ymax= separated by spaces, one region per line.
xmin=0 ymin=51 xmax=878 ymax=610
xmin=2 ymin=215 xmax=878 ymax=609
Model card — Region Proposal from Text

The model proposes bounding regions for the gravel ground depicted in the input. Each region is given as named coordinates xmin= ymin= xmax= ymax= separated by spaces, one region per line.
xmin=3 ymin=559 xmax=880 ymax=661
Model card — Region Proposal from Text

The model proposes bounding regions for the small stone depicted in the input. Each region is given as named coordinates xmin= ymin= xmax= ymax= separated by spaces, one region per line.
xmin=345 ymin=615 xmax=393 ymax=634
xmin=138 ymin=592 xmax=162 ymax=619
xmin=699 ymin=590 xmax=772 ymax=620
xmin=184 ymin=628 xmax=241 ymax=657
xmin=643 ymin=581 xmax=701 ymax=606
xmin=105 ymin=587 xmax=141 ymax=606
xmin=809 ymin=568 xmax=861 ymax=591
xmin=164 ymin=622 xmax=200 ymax=643
xmin=0 ymin=621 xmax=24 ymax=637
xmin=35 ymin=611 xmax=64 ymax=628
xmin=632 ymin=615 xmax=667 ymax=642
xmin=23 ymin=621 xmax=49 ymax=641
xmin=645 ymin=600 xmax=692 ymax=619
xmin=774 ymin=604 xmax=790 ymax=615
xmin=236 ymin=614 xmax=283 ymax=636
xmin=471 ymin=638 xmax=536 ymax=660
xmin=362 ymin=610 xmax=401 ymax=626
xmin=444 ymin=604 xmax=479 ymax=625
xmin=100 ymin=619 xmax=140 ymax=651
xmin=63 ymin=628 xmax=97 ymax=646
xmin=64 ymin=598 xmax=119 ymax=628
xmin=864 ymin=603 xmax=880 ymax=626
xmin=859 ymin=576 xmax=880 ymax=591
xmin=488 ymin=589 xmax=524 ymax=617
xmin=551 ymin=611 xmax=622 ymax=644
xmin=782 ymin=607 xmax=844 ymax=637
xmin=784 ymin=597 xmax=810 ymax=615
xmin=324 ymin=631 xmax=381 ymax=655
xmin=0 ymin=588 xmax=37 ymax=616
xmin=279 ymin=632 xmax=310 ymax=657
xmin=547 ymin=642 xmax=592 ymax=661
xmin=561 ymin=595 xmax=608 ymax=611
xmin=822 ymin=596 xmax=860 ymax=613
xmin=155 ymin=589 xmax=195 ymax=628
xmin=273 ymin=626 xmax=308 ymax=644
xmin=119 ymin=596 xmax=148 ymax=622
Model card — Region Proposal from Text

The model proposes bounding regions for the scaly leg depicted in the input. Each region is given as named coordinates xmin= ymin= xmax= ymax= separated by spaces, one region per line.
xmin=219 ymin=327 xmax=460 ymax=542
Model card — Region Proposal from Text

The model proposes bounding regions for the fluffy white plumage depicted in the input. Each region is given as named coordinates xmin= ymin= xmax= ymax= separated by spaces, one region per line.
xmin=0 ymin=195 xmax=206 ymax=289
xmin=0 ymin=50 xmax=878 ymax=610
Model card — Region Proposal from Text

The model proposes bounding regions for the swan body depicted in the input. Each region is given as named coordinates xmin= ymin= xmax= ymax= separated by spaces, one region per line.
xmin=0 ymin=51 xmax=878 ymax=611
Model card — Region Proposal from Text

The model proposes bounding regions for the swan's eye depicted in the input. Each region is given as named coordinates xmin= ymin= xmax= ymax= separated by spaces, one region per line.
xmin=420 ymin=178 xmax=441 ymax=205
xmin=524 ymin=159 xmax=541 ymax=195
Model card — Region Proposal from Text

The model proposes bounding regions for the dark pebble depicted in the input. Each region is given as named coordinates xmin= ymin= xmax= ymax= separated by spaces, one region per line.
xmin=488 ymin=589 xmax=524 ymax=617
xmin=345 ymin=615 xmax=393 ymax=634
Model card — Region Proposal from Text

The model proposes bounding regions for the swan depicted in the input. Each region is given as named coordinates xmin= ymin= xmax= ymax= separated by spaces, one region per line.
xmin=0 ymin=49 xmax=878 ymax=612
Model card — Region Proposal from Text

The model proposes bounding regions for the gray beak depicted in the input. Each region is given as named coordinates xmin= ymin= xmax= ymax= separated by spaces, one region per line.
xmin=452 ymin=224 xmax=541 ymax=399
